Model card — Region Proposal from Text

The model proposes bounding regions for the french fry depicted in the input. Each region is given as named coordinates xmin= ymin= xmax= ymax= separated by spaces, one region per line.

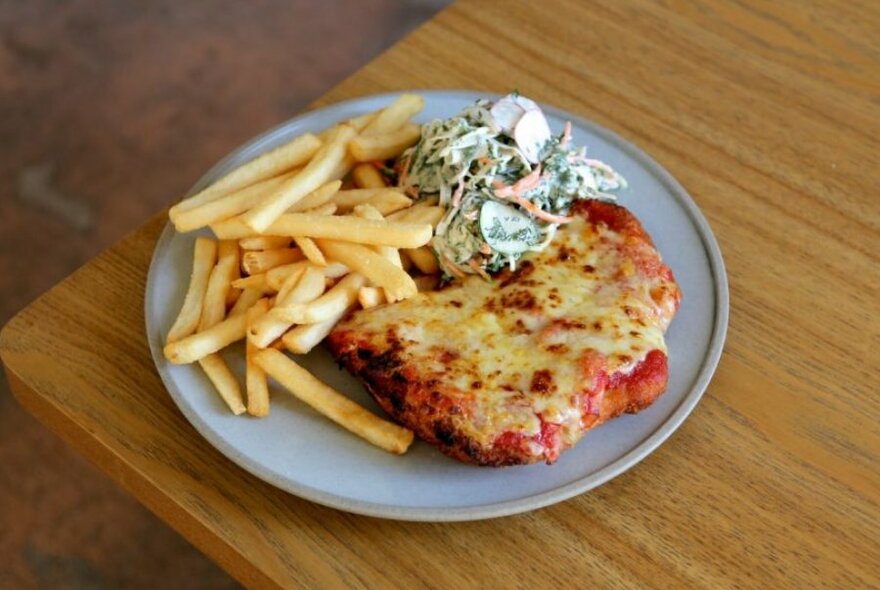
xmin=352 ymin=205 xmax=404 ymax=301
xmin=330 ymin=188 xmax=396 ymax=209
xmin=414 ymin=194 xmax=441 ymax=207
xmin=353 ymin=205 xmax=402 ymax=302
xmin=270 ymin=272 xmax=366 ymax=326
xmin=243 ymin=125 xmax=356 ymax=232
xmin=358 ymin=286 xmax=387 ymax=309
xmin=398 ymin=249 xmax=413 ymax=272
xmin=361 ymin=93 xmax=425 ymax=136
xmin=273 ymin=264 xmax=308 ymax=303
xmin=316 ymin=239 xmax=416 ymax=301
xmin=414 ymin=274 xmax=441 ymax=292
xmin=351 ymin=203 xmax=391 ymax=223
xmin=278 ymin=266 xmax=326 ymax=306
xmin=353 ymin=205 xmax=403 ymax=262
xmin=223 ymin=241 xmax=242 ymax=308
xmin=350 ymin=203 xmax=385 ymax=221
xmin=405 ymin=246 xmax=440 ymax=275
xmin=364 ymin=192 xmax=412 ymax=216
xmin=164 ymin=298 xmax=270 ymax=364
xmin=198 ymin=240 xmax=239 ymax=330
xmin=266 ymin=261 xmax=351 ymax=290
xmin=267 ymin=261 xmax=351 ymax=290
xmin=282 ymin=303 xmax=354 ymax=354
xmin=287 ymin=180 xmax=342 ymax=212
xmin=319 ymin=262 xmax=350 ymax=279
xmin=172 ymin=170 xmax=298 ymax=232
xmin=166 ymin=237 xmax=217 ymax=343
xmin=348 ymin=112 xmax=377 ymax=132
xmin=328 ymin=153 xmax=356 ymax=183
xmin=293 ymin=237 xmax=326 ymax=266
xmin=198 ymin=354 xmax=246 ymax=415
xmin=238 ymin=236 xmax=291 ymax=251
xmin=229 ymin=287 xmax=265 ymax=317
xmin=352 ymin=163 xmax=387 ymax=189
xmin=265 ymin=261 xmax=312 ymax=291
xmin=245 ymin=305 xmax=270 ymax=417
xmin=259 ymin=213 xmax=431 ymax=248
xmin=221 ymin=211 xmax=430 ymax=247
xmin=211 ymin=203 xmax=338 ymax=240
xmin=316 ymin=112 xmax=376 ymax=142
xmin=349 ymin=123 xmax=422 ymax=162
xmin=166 ymin=104 xmax=444 ymax=442
xmin=248 ymin=267 xmax=327 ymax=347
xmin=169 ymin=133 xmax=321 ymax=220
xmin=387 ymin=204 xmax=445 ymax=227
xmin=253 ymin=349 xmax=414 ymax=454
xmin=302 ymin=202 xmax=337 ymax=216
xmin=387 ymin=195 xmax=440 ymax=216
xmin=210 ymin=216 xmax=255 ymax=241
xmin=231 ymin=273 xmax=272 ymax=293
xmin=385 ymin=207 xmax=411 ymax=222
xmin=331 ymin=188 xmax=410 ymax=214
xmin=241 ymin=248 xmax=305 ymax=275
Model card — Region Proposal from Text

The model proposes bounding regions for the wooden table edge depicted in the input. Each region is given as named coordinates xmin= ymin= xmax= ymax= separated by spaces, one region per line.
xmin=0 ymin=236 xmax=283 ymax=590
xmin=2 ymin=369 xmax=277 ymax=589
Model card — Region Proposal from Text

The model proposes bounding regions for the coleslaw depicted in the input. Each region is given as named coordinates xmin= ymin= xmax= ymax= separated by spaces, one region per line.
xmin=397 ymin=93 xmax=627 ymax=279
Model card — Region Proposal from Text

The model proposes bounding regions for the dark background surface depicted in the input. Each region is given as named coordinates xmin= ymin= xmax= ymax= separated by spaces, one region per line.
xmin=0 ymin=1 xmax=448 ymax=587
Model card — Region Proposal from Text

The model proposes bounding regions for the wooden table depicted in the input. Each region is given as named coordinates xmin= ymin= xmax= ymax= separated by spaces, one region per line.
xmin=2 ymin=0 xmax=878 ymax=587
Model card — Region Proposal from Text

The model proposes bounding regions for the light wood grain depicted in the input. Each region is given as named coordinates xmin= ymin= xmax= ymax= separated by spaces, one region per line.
xmin=2 ymin=0 xmax=879 ymax=588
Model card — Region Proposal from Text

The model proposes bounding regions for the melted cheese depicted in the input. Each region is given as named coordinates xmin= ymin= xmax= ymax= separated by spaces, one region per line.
xmin=337 ymin=215 xmax=678 ymax=455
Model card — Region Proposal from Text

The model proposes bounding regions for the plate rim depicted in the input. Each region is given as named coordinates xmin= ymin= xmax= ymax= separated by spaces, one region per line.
xmin=145 ymin=90 xmax=729 ymax=522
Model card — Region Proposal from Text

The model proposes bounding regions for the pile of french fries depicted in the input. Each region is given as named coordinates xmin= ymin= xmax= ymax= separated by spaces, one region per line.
xmin=162 ymin=94 xmax=444 ymax=454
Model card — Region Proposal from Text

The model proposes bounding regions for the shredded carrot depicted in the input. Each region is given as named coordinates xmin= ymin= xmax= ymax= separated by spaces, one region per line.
xmin=491 ymin=164 xmax=572 ymax=223
xmin=560 ymin=121 xmax=572 ymax=148
xmin=512 ymin=196 xmax=575 ymax=224
xmin=444 ymin=256 xmax=466 ymax=279
xmin=468 ymin=259 xmax=491 ymax=280
xmin=398 ymin=158 xmax=409 ymax=187
xmin=494 ymin=165 xmax=543 ymax=198
xmin=451 ymin=183 xmax=464 ymax=208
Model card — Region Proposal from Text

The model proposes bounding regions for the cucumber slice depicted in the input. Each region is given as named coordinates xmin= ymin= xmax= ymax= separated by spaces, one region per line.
xmin=479 ymin=200 xmax=540 ymax=256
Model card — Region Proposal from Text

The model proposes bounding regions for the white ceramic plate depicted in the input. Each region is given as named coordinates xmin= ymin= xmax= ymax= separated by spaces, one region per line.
xmin=146 ymin=91 xmax=728 ymax=522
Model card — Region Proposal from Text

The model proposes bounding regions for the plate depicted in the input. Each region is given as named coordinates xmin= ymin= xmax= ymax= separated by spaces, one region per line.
xmin=145 ymin=91 xmax=728 ymax=521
